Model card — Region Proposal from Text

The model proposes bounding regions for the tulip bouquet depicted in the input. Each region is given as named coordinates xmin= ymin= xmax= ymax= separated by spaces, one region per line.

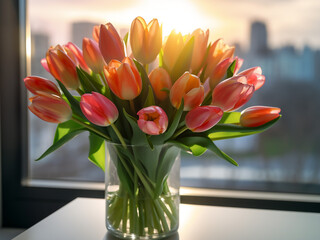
xmin=24 ymin=16 xmax=280 ymax=239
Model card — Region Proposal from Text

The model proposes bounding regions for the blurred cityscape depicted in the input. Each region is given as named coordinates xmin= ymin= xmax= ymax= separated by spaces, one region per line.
xmin=29 ymin=20 xmax=320 ymax=194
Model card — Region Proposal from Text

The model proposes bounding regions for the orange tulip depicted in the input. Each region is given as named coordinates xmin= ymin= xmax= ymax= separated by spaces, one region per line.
xmin=137 ymin=106 xmax=168 ymax=135
xmin=162 ymin=30 xmax=185 ymax=72
xmin=186 ymin=106 xmax=223 ymax=132
xmin=211 ymin=76 xmax=254 ymax=112
xmin=24 ymin=76 xmax=61 ymax=97
xmin=82 ymin=38 xmax=106 ymax=73
xmin=189 ymin=28 xmax=209 ymax=73
xmin=130 ymin=17 xmax=162 ymax=64
xmin=99 ymin=23 xmax=125 ymax=63
xmin=204 ymin=39 xmax=235 ymax=80
xmin=46 ymin=45 xmax=80 ymax=90
xmin=240 ymin=106 xmax=281 ymax=127
xmin=104 ymin=57 xmax=142 ymax=100
xmin=170 ymin=72 xmax=204 ymax=111
xmin=148 ymin=67 xmax=172 ymax=100
xmin=209 ymin=57 xmax=243 ymax=89
xmin=92 ymin=25 xmax=100 ymax=42
xmin=28 ymin=94 xmax=72 ymax=123
xmin=64 ymin=42 xmax=90 ymax=72
xmin=237 ymin=67 xmax=265 ymax=90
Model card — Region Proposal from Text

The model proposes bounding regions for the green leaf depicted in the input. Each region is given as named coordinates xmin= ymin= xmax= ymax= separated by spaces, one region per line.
xmin=226 ymin=60 xmax=236 ymax=79
xmin=207 ymin=116 xmax=281 ymax=141
xmin=133 ymin=60 xmax=152 ymax=109
xmin=123 ymin=109 xmax=148 ymax=145
xmin=53 ymin=120 xmax=83 ymax=144
xmin=158 ymin=48 xmax=164 ymax=67
xmin=123 ymin=32 xmax=129 ymax=46
xmin=219 ymin=112 xmax=241 ymax=124
xmin=88 ymin=132 xmax=105 ymax=171
xmin=171 ymin=37 xmax=195 ymax=82
xmin=178 ymin=136 xmax=238 ymax=166
xmin=143 ymin=85 xmax=155 ymax=107
xmin=36 ymin=129 xmax=85 ymax=161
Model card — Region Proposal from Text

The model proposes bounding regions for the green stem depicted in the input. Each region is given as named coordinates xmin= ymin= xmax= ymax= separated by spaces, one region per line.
xmin=71 ymin=116 xmax=111 ymax=141
xmin=121 ymin=194 xmax=128 ymax=233
xmin=99 ymin=72 xmax=108 ymax=87
xmin=76 ymin=88 xmax=84 ymax=95
xmin=110 ymin=123 xmax=127 ymax=149
xmin=172 ymin=126 xmax=188 ymax=139
xmin=144 ymin=64 xmax=149 ymax=74
xmin=129 ymin=100 xmax=136 ymax=114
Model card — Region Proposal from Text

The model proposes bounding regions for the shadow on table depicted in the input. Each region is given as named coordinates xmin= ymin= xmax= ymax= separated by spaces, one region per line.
xmin=103 ymin=232 xmax=179 ymax=240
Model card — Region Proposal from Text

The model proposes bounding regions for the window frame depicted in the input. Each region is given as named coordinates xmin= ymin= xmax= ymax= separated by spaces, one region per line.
xmin=1 ymin=0 xmax=320 ymax=228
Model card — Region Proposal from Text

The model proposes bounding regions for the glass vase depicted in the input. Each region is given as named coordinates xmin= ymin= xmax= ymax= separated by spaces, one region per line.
xmin=105 ymin=142 xmax=180 ymax=239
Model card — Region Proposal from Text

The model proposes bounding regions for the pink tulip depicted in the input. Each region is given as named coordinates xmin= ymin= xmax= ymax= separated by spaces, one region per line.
xmin=186 ymin=106 xmax=223 ymax=132
xmin=99 ymin=23 xmax=125 ymax=63
xmin=237 ymin=67 xmax=265 ymax=90
xmin=82 ymin=38 xmax=106 ymax=73
xmin=211 ymin=76 xmax=254 ymax=112
xmin=46 ymin=45 xmax=80 ymax=90
xmin=104 ymin=57 xmax=142 ymax=100
xmin=137 ymin=106 xmax=168 ymax=135
xmin=41 ymin=58 xmax=50 ymax=73
xmin=28 ymin=94 xmax=72 ymax=123
xmin=64 ymin=42 xmax=90 ymax=72
xmin=240 ymin=106 xmax=281 ymax=127
xmin=170 ymin=72 xmax=204 ymax=111
xmin=24 ymin=76 xmax=61 ymax=96
xmin=209 ymin=57 xmax=243 ymax=89
xmin=80 ymin=92 xmax=119 ymax=126
xmin=148 ymin=67 xmax=172 ymax=100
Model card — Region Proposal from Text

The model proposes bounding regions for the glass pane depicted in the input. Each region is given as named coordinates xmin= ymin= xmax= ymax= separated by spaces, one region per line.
xmin=28 ymin=0 xmax=320 ymax=193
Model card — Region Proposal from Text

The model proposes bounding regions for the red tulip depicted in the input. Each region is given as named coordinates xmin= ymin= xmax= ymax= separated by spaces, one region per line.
xmin=240 ymin=106 xmax=281 ymax=127
xmin=24 ymin=76 xmax=61 ymax=96
xmin=80 ymin=92 xmax=119 ymax=126
xmin=148 ymin=67 xmax=172 ymax=100
xmin=211 ymin=76 xmax=254 ymax=112
xmin=186 ymin=106 xmax=223 ymax=132
xmin=28 ymin=94 xmax=72 ymax=123
xmin=99 ymin=23 xmax=125 ymax=63
xmin=237 ymin=67 xmax=265 ymax=90
xmin=104 ymin=57 xmax=142 ymax=100
xmin=64 ymin=42 xmax=90 ymax=72
xmin=82 ymin=38 xmax=106 ymax=73
xmin=46 ymin=45 xmax=80 ymax=90
xmin=137 ymin=106 xmax=168 ymax=135
xmin=170 ymin=72 xmax=204 ymax=111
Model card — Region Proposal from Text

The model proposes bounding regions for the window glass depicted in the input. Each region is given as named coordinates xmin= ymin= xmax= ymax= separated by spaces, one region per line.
xmin=28 ymin=0 xmax=320 ymax=194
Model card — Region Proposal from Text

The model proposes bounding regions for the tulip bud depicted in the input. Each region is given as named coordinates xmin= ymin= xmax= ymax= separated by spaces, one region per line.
xmin=186 ymin=106 xmax=223 ymax=132
xmin=104 ymin=57 xmax=142 ymax=100
xmin=99 ymin=23 xmax=125 ymax=63
xmin=209 ymin=57 xmax=243 ymax=89
xmin=64 ymin=42 xmax=90 ymax=72
xmin=82 ymin=38 xmax=106 ymax=73
xmin=46 ymin=45 xmax=80 ymax=90
xmin=130 ymin=17 xmax=162 ymax=64
xmin=92 ymin=25 xmax=100 ymax=42
xmin=204 ymin=39 xmax=235 ymax=79
xmin=189 ymin=28 xmax=209 ymax=73
xmin=170 ymin=72 xmax=204 ymax=111
xmin=28 ymin=94 xmax=72 ymax=123
xmin=41 ymin=58 xmax=50 ymax=73
xmin=148 ymin=67 xmax=172 ymax=100
xmin=211 ymin=76 xmax=254 ymax=112
xmin=137 ymin=106 xmax=168 ymax=135
xmin=80 ymin=92 xmax=119 ymax=126
xmin=24 ymin=76 xmax=61 ymax=96
xmin=240 ymin=106 xmax=281 ymax=127
xmin=237 ymin=67 xmax=265 ymax=90
xmin=162 ymin=30 xmax=185 ymax=72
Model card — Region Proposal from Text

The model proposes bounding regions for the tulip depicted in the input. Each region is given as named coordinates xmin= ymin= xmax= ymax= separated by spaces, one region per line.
xmin=240 ymin=106 xmax=281 ymax=127
xmin=82 ymin=38 xmax=106 ymax=73
xmin=162 ymin=30 xmax=185 ymax=72
xmin=148 ymin=67 xmax=172 ymax=100
xmin=237 ymin=67 xmax=265 ymax=90
xmin=137 ymin=106 xmax=168 ymax=135
xmin=41 ymin=58 xmax=50 ymax=73
xmin=189 ymin=28 xmax=209 ymax=73
xmin=80 ymin=92 xmax=119 ymax=126
xmin=209 ymin=57 xmax=243 ymax=89
xmin=99 ymin=23 xmax=125 ymax=63
xmin=170 ymin=72 xmax=204 ymax=111
xmin=204 ymin=39 xmax=235 ymax=79
xmin=104 ymin=57 xmax=142 ymax=100
xmin=130 ymin=17 xmax=162 ymax=64
xmin=92 ymin=25 xmax=100 ymax=42
xmin=186 ymin=106 xmax=223 ymax=132
xmin=64 ymin=42 xmax=90 ymax=72
xmin=211 ymin=76 xmax=254 ymax=112
xmin=28 ymin=94 xmax=72 ymax=123
xmin=24 ymin=76 xmax=61 ymax=96
xmin=46 ymin=45 xmax=80 ymax=90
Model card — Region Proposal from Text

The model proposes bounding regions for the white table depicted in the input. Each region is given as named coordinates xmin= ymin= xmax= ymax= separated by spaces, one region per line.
xmin=13 ymin=197 xmax=320 ymax=240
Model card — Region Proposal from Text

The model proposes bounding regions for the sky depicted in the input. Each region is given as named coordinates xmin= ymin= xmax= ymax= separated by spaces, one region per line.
xmin=28 ymin=0 xmax=320 ymax=51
